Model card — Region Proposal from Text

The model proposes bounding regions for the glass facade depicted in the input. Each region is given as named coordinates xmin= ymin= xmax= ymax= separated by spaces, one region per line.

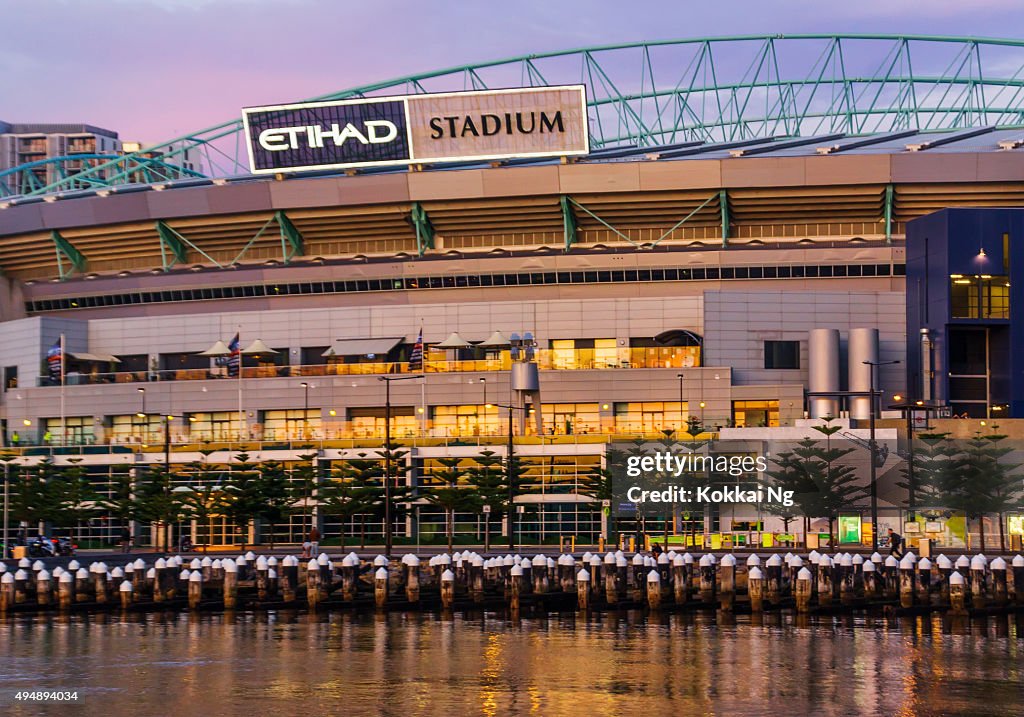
xmin=732 ymin=400 xmax=780 ymax=427
xmin=950 ymin=274 xmax=1010 ymax=319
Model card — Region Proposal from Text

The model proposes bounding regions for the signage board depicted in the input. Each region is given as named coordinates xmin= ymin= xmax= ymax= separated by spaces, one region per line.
xmin=243 ymin=85 xmax=589 ymax=174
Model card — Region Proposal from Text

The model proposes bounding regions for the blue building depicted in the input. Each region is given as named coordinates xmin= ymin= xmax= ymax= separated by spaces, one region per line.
xmin=907 ymin=208 xmax=1024 ymax=418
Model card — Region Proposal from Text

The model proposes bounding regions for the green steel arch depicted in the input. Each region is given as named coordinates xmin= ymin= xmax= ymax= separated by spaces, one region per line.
xmin=13 ymin=34 xmax=1024 ymax=199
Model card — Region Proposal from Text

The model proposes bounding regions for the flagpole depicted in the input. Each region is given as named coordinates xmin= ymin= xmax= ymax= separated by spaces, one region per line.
xmin=59 ymin=333 xmax=66 ymax=449
xmin=237 ymin=325 xmax=243 ymax=445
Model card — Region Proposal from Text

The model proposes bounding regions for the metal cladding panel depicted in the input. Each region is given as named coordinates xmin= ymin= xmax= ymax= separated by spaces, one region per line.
xmin=511 ymin=361 xmax=540 ymax=392
xmin=808 ymin=328 xmax=840 ymax=419
xmin=848 ymin=327 xmax=880 ymax=420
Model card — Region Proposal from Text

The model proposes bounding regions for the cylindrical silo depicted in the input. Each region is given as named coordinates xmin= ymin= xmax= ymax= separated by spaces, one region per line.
xmin=808 ymin=329 xmax=840 ymax=418
xmin=848 ymin=328 xmax=880 ymax=420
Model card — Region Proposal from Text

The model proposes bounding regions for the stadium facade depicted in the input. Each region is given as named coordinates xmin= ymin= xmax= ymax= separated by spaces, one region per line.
xmin=1 ymin=35 xmax=1023 ymax=548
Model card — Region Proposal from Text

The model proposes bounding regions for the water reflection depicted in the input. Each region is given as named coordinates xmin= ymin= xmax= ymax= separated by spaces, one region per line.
xmin=0 ymin=610 xmax=1020 ymax=716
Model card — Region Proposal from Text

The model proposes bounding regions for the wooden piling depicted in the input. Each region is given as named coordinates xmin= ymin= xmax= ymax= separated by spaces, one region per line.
xmin=306 ymin=560 xmax=322 ymax=610
xmin=970 ymin=555 xmax=988 ymax=610
xmin=862 ymin=560 xmax=879 ymax=599
xmin=532 ymin=555 xmax=548 ymax=594
xmin=672 ymin=554 xmax=687 ymax=605
xmin=949 ymin=570 xmax=967 ymax=616
xmin=917 ymin=558 xmax=933 ymax=604
xmin=884 ymin=556 xmax=899 ymax=599
xmin=405 ymin=556 xmax=421 ymax=604
xmin=990 ymin=557 xmax=1007 ymax=606
xmin=1013 ymin=555 xmax=1024 ymax=606
xmin=58 ymin=572 xmax=73 ymax=611
xmin=13 ymin=569 xmax=27 ymax=604
xmin=748 ymin=566 xmax=764 ymax=612
xmin=840 ymin=554 xmax=856 ymax=605
xmin=698 ymin=554 xmax=716 ymax=604
xmin=795 ymin=567 xmax=812 ymax=613
xmin=188 ymin=572 xmax=202 ymax=610
xmin=1 ymin=572 xmax=13 ymax=611
xmin=577 ymin=568 xmax=590 ymax=611
xmin=718 ymin=555 xmax=735 ymax=612
xmin=817 ymin=556 xmax=833 ymax=607
xmin=223 ymin=559 xmax=238 ymax=609
xmin=280 ymin=556 xmax=298 ymax=603
xmin=509 ymin=564 xmax=523 ymax=611
xmin=341 ymin=555 xmax=358 ymax=602
xmin=374 ymin=566 xmax=388 ymax=610
xmin=899 ymin=554 xmax=916 ymax=608
xmin=119 ymin=580 xmax=132 ymax=610
xmin=646 ymin=569 xmax=661 ymax=610
xmin=765 ymin=554 xmax=782 ymax=606
xmin=440 ymin=569 xmax=455 ymax=610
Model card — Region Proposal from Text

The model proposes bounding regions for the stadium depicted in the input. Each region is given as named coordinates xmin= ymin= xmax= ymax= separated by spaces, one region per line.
xmin=2 ymin=34 xmax=1024 ymax=550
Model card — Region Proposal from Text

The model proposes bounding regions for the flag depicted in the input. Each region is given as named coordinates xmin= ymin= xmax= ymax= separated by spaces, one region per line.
xmin=408 ymin=327 xmax=424 ymax=372
xmin=216 ymin=333 xmax=241 ymax=377
xmin=46 ymin=339 xmax=63 ymax=384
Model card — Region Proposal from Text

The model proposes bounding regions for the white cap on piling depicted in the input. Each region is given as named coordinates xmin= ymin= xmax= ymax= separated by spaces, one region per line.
xmin=59 ymin=571 xmax=72 ymax=583
xmin=1 ymin=573 xmax=12 ymax=584
xmin=862 ymin=560 xmax=875 ymax=572
xmin=657 ymin=553 xmax=669 ymax=564
xmin=236 ymin=554 xmax=247 ymax=563
xmin=748 ymin=566 xmax=763 ymax=580
xmin=589 ymin=555 xmax=601 ymax=567
xmin=441 ymin=569 xmax=455 ymax=582
xmin=970 ymin=555 xmax=987 ymax=570
xmin=870 ymin=552 xmax=882 ymax=562
xmin=212 ymin=560 xmax=223 ymax=570
xmin=797 ymin=567 xmax=812 ymax=581
xmin=375 ymin=567 xmax=389 ymax=580
xmin=707 ymin=554 xmax=717 ymax=565
xmin=504 ymin=556 xmax=516 ymax=567
xmin=991 ymin=557 xmax=1007 ymax=570
xmin=808 ymin=550 xmax=820 ymax=562
xmin=520 ymin=557 xmax=532 ymax=568
xmin=438 ymin=554 xmax=451 ymax=565
xmin=245 ymin=551 xmax=256 ymax=561
xmin=547 ymin=558 xmax=555 ymax=569
xmin=1013 ymin=555 xmax=1024 ymax=567
xmin=111 ymin=567 xmax=124 ymax=578
xmin=179 ymin=569 xmax=190 ymax=580
xmin=428 ymin=556 xmax=437 ymax=567
xmin=766 ymin=554 xmax=782 ymax=566
xmin=341 ymin=555 xmax=358 ymax=568
xmin=52 ymin=567 xmax=64 ymax=578
xmin=18 ymin=558 xmax=30 ymax=568
xmin=790 ymin=556 xmax=803 ymax=568
xmin=75 ymin=568 xmax=88 ymax=579
xmin=67 ymin=559 xmax=79 ymax=570
xmin=816 ymin=553 xmax=830 ymax=565
xmin=14 ymin=569 xmax=27 ymax=580
xmin=581 ymin=552 xmax=593 ymax=562
xmin=189 ymin=571 xmax=202 ymax=582
xmin=899 ymin=554 xmax=916 ymax=569
xmin=307 ymin=559 xmax=320 ymax=571
xmin=133 ymin=558 xmax=146 ymax=570
xmin=146 ymin=568 xmax=156 ymax=579
xmin=615 ymin=550 xmax=625 ymax=560
xmin=604 ymin=552 xmax=616 ymax=564
xmin=667 ymin=551 xmax=677 ymax=560
xmin=617 ymin=555 xmax=628 ymax=568
xmin=256 ymin=556 xmax=269 ymax=570
xmin=936 ymin=555 xmax=952 ymax=569
xmin=783 ymin=552 xmax=793 ymax=562
xmin=452 ymin=551 xmax=462 ymax=561
xmin=317 ymin=553 xmax=330 ymax=566
xmin=409 ymin=555 xmax=423 ymax=567
xmin=644 ymin=556 xmax=655 ymax=567
xmin=976 ymin=553 xmax=987 ymax=564
xmin=200 ymin=557 xmax=212 ymax=567
xmin=155 ymin=558 xmax=167 ymax=570
xmin=37 ymin=569 xmax=50 ymax=581
xmin=852 ymin=554 xmax=864 ymax=565
xmin=532 ymin=555 xmax=545 ymax=567
xmin=885 ymin=556 xmax=898 ymax=567
xmin=918 ymin=558 xmax=932 ymax=571
xmin=902 ymin=551 xmax=916 ymax=563
xmin=746 ymin=555 xmax=761 ymax=567
xmin=577 ymin=568 xmax=590 ymax=581
xmin=190 ymin=558 xmax=201 ymax=570
xmin=956 ymin=555 xmax=970 ymax=568
xmin=698 ymin=554 xmax=713 ymax=566
xmin=283 ymin=556 xmax=298 ymax=567
xmin=720 ymin=555 xmax=736 ymax=567
xmin=510 ymin=564 xmax=523 ymax=576
xmin=268 ymin=569 xmax=277 ymax=579
xmin=632 ymin=553 xmax=644 ymax=565
xmin=124 ymin=563 xmax=135 ymax=574
xmin=841 ymin=554 xmax=853 ymax=567
xmin=473 ymin=555 xmax=485 ymax=567
xmin=646 ymin=569 xmax=660 ymax=583
xmin=683 ymin=553 xmax=694 ymax=564
xmin=949 ymin=570 xmax=965 ymax=585
xmin=673 ymin=554 xmax=685 ymax=566
xmin=374 ymin=555 xmax=389 ymax=566
xmin=223 ymin=559 xmax=238 ymax=573
xmin=32 ymin=560 xmax=44 ymax=571
xmin=120 ymin=580 xmax=132 ymax=592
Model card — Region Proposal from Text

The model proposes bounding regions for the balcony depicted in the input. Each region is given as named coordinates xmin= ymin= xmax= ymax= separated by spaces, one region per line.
xmin=36 ymin=346 xmax=701 ymax=387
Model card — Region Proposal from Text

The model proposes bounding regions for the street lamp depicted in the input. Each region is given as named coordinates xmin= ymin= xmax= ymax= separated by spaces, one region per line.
xmin=863 ymin=358 xmax=900 ymax=550
xmin=479 ymin=377 xmax=487 ymax=434
xmin=300 ymin=382 xmax=310 ymax=440
xmin=490 ymin=400 xmax=529 ymax=550
xmin=676 ymin=373 xmax=685 ymax=436
xmin=378 ymin=373 xmax=424 ymax=556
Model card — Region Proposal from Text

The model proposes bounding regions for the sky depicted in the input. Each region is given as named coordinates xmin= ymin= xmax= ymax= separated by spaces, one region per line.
xmin=2 ymin=0 xmax=1023 ymax=143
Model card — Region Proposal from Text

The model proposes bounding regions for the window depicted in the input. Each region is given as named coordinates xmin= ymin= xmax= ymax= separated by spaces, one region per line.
xmin=613 ymin=402 xmax=688 ymax=434
xmin=186 ymin=412 xmax=242 ymax=442
xmin=951 ymin=275 xmax=1011 ymax=319
xmin=44 ymin=416 xmax=94 ymax=445
xmin=764 ymin=340 xmax=800 ymax=369
xmin=732 ymin=401 xmax=779 ymax=428
xmin=262 ymin=409 xmax=321 ymax=440
xmin=431 ymin=404 xmax=501 ymax=437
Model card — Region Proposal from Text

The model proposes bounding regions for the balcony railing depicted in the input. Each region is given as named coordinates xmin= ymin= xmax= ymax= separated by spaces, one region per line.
xmin=36 ymin=347 xmax=701 ymax=387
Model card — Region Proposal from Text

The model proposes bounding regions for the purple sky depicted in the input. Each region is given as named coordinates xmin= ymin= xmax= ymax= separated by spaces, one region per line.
xmin=2 ymin=0 xmax=1022 ymax=142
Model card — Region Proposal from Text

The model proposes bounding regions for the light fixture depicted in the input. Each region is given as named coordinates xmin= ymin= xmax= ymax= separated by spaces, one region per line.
xmin=915 ymin=400 xmax=924 ymax=406
xmin=602 ymin=404 xmax=609 ymax=410
xmin=950 ymin=274 xmax=963 ymax=279
xmin=699 ymin=402 xmax=706 ymax=408
xmin=417 ymin=407 xmax=424 ymax=414
xmin=893 ymin=394 xmax=902 ymax=402
xmin=136 ymin=412 xmax=145 ymax=418
xmin=22 ymin=419 xmax=31 ymax=426
xmin=328 ymin=409 xmax=336 ymax=417
xmin=188 ymin=416 xmax=197 ymax=422
xmin=980 ymin=420 xmax=987 ymax=427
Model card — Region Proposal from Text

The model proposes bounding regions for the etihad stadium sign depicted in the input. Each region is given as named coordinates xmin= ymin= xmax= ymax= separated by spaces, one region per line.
xmin=242 ymin=85 xmax=589 ymax=174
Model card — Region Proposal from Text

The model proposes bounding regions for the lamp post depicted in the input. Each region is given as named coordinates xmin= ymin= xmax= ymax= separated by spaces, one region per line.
xmin=479 ymin=377 xmax=487 ymax=434
xmin=490 ymin=401 xmax=528 ymax=550
xmin=378 ymin=373 xmax=424 ymax=557
xmin=300 ymin=382 xmax=310 ymax=440
xmin=676 ymin=373 xmax=685 ymax=437
xmin=863 ymin=359 xmax=900 ymax=551
xmin=136 ymin=387 xmax=147 ymax=442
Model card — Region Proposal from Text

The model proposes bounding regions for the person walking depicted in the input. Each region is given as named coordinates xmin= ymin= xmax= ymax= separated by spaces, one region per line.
xmin=10 ymin=431 xmax=18 ymax=447
xmin=887 ymin=528 xmax=903 ymax=558
xmin=308 ymin=526 xmax=321 ymax=558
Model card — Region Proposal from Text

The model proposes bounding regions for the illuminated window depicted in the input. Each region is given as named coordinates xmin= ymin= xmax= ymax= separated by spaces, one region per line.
xmin=613 ymin=402 xmax=688 ymax=434
xmin=262 ymin=409 xmax=321 ymax=440
xmin=732 ymin=401 xmax=780 ymax=428
xmin=187 ymin=412 xmax=242 ymax=441
xmin=44 ymin=416 xmax=94 ymax=445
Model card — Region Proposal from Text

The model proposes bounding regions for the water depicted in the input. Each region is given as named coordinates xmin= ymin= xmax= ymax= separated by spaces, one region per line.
xmin=1 ymin=610 xmax=1021 ymax=716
